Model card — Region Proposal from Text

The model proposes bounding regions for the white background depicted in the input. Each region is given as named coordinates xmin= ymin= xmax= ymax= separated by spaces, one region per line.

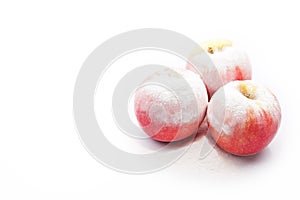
xmin=0 ymin=0 xmax=299 ymax=199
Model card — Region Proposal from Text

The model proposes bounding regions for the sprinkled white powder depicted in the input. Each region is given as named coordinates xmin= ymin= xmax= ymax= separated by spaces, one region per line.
xmin=207 ymin=80 xmax=281 ymax=135
xmin=134 ymin=68 xmax=208 ymax=125
xmin=188 ymin=46 xmax=252 ymax=96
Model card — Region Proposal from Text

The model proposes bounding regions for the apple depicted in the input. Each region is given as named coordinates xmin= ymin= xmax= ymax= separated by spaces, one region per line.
xmin=186 ymin=39 xmax=252 ymax=98
xmin=134 ymin=68 xmax=208 ymax=142
xmin=207 ymin=80 xmax=281 ymax=156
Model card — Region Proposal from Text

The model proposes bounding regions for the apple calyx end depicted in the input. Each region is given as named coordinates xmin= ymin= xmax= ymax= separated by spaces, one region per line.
xmin=202 ymin=39 xmax=232 ymax=54
xmin=239 ymin=82 xmax=257 ymax=100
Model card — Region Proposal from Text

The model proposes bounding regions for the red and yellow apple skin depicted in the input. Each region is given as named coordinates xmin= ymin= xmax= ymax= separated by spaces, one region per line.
xmin=207 ymin=80 xmax=281 ymax=156
xmin=134 ymin=68 xmax=208 ymax=142
xmin=186 ymin=39 xmax=252 ymax=98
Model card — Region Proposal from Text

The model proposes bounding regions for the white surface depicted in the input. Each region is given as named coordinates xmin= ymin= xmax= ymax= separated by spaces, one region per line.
xmin=189 ymin=45 xmax=252 ymax=96
xmin=207 ymin=80 xmax=281 ymax=135
xmin=0 ymin=0 xmax=299 ymax=200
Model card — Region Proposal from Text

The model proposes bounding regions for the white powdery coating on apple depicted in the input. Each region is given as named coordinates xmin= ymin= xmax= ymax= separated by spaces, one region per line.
xmin=207 ymin=80 xmax=281 ymax=135
xmin=189 ymin=46 xmax=252 ymax=95
xmin=135 ymin=68 xmax=208 ymax=125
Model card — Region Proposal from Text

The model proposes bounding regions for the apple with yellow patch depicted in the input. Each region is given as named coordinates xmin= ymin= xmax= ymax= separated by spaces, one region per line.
xmin=207 ymin=80 xmax=281 ymax=156
xmin=187 ymin=39 xmax=252 ymax=98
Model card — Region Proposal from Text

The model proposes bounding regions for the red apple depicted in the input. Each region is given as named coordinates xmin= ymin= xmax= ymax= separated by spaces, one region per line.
xmin=207 ymin=80 xmax=281 ymax=156
xmin=186 ymin=39 xmax=252 ymax=98
xmin=134 ymin=68 xmax=208 ymax=142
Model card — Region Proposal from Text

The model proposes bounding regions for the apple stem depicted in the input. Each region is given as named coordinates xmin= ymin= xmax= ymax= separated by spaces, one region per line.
xmin=208 ymin=46 xmax=214 ymax=54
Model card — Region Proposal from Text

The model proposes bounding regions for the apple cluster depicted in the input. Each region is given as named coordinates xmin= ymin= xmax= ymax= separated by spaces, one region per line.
xmin=134 ymin=39 xmax=281 ymax=156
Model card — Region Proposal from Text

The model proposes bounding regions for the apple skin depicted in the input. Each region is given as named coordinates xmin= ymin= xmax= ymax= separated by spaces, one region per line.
xmin=207 ymin=80 xmax=281 ymax=156
xmin=134 ymin=68 xmax=208 ymax=142
xmin=186 ymin=39 xmax=252 ymax=98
